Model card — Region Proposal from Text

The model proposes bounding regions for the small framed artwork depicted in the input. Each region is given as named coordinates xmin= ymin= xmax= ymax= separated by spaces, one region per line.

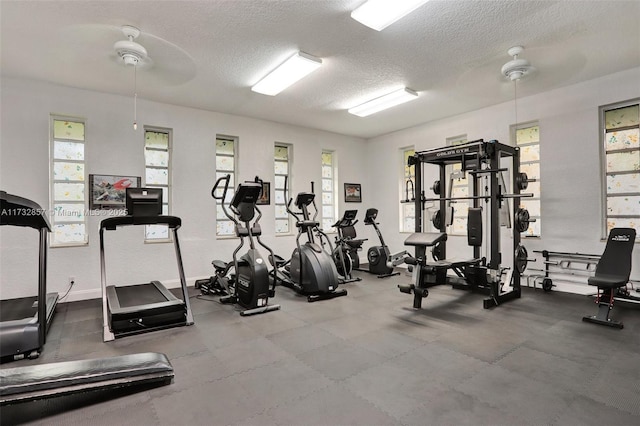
xmin=257 ymin=181 xmax=271 ymax=205
xmin=89 ymin=174 xmax=141 ymax=210
xmin=344 ymin=183 xmax=362 ymax=203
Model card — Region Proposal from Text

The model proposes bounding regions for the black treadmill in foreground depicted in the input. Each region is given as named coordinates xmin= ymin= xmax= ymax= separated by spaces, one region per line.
xmin=0 ymin=191 xmax=58 ymax=361
xmin=100 ymin=188 xmax=194 ymax=342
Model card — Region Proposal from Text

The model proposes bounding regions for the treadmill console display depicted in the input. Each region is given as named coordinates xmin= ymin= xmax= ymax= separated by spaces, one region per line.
xmin=126 ymin=188 xmax=163 ymax=217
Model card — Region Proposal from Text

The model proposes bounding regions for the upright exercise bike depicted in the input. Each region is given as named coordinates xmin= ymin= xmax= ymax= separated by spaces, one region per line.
xmin=356 ymin=208 xmax=408 ymax=278
xmin=271 ymin=178 xmax=347 ymax=302
xmin=196 ymin=175 xmax=280 ymax=316
xmin=331 ymin=210 xmax=362 ymax=283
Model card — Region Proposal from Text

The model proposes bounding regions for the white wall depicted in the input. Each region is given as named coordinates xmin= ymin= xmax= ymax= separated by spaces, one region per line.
xmin=365 ymin=67 xmax=640 ymax=294
xmin=0 ymin=77 xmax=367 ymax=301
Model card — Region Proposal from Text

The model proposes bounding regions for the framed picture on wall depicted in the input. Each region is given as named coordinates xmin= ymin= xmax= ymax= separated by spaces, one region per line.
xmin=344 ymin=183 xmax=362 ymax=203
xmin=89 ymin=174 xmax=141 ymax=210
xmin=257 ymin=181 xmax=271 ymax=205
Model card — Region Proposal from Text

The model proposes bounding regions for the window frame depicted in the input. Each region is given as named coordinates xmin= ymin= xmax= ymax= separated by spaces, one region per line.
xmin=143 ymin=126 xmax=172 ymax=243
xmin=275 ymin=143 xmax=293 ymax=236
xmin=400 ymin=146 xmax=416 ymax=233
xmin=321 ymin=149 xmax=338 ymax=233
xmin=512 ymin=122 xmax=542 ymax=237
xmin=215 ymin=135 xmax=238 ymax=238
xmin=49 ymin=115 xmax=88 ymax=247
xmin=599 ymin=98 xmax=640 ymax=241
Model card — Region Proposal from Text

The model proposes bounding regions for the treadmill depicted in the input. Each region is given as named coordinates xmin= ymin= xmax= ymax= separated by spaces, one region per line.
xmin=0 ymin=191 xmax=58 ymax=361
xmin=100 ymin=188 xmax=194 ymax=342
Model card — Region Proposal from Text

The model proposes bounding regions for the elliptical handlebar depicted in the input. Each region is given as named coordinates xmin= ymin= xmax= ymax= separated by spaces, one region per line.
xmin=211 ymin=174 xmax=237 ymax=225
xmin=309 ymin=181 xmax=319 ymax=222
xmin=284 ymin=176 xmax=302 ymax=222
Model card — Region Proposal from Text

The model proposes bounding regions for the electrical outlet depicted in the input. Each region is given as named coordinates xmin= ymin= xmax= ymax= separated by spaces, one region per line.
xmin=69 ymin=276 xmax=75 ymax=286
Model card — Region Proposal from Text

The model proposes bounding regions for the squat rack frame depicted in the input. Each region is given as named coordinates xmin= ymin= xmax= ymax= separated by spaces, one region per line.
xmin=408 ymin=139 xmax=523 ymax=308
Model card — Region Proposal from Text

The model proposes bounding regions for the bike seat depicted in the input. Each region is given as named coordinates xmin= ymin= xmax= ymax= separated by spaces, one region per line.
xmin=212 ymin=259 xmax=227 ymax=272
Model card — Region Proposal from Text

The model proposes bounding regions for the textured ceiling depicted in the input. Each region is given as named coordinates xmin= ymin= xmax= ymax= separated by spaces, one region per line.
xmin=1 ymin=0 xmax=639 ymax=138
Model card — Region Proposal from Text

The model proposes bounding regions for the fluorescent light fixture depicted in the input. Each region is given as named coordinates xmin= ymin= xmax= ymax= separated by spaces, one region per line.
xmin=251 ymin=51 xmax=322 ymax=96
xmin=351 ymin=0 xmax=429 ymax=31
xmin=348 ymin=87 xmax=419 ymax=117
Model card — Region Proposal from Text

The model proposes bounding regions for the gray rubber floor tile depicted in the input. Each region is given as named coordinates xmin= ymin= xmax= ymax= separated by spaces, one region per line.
xmin=454 ymin=364 xmax=575 ymax=425
xmin=435 ymin=325 xmax=527 ymax=363
xmin=239 ymin=309 xmax=306 ymax=336
xmin=580 ymin=363 xmax=640 ymax=415
xmin=266 ymin=383 xmax=401 ymax=426
xmin=554 ymin=394 xmax=640 ymax=426
xmin=266 ymin=324 xmax=343 ymax=355
xmin=394 ymin=342 xmax=489 ymax=385
xmin=316 ymin=312 xmax=395 ymax=340
xmin=212 ymin=336 xmax=291 ymax=375
xmin=112 ymin=325 xmax=209 ymax=359
xmin=496 ymin=346 xmax=594 ymax=393
xmin=231 ymin=356 xmax=333 ymax=409
xmin=350 ymin=328 xmax=427 ymax=359
xmin=196 ymin=317 xmax=262 ymax=350
xmin=296 ymin=339 xmax=387 ymax=381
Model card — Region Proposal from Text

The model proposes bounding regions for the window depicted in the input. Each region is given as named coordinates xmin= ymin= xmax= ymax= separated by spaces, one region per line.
xmin=400 ymin=146 xmax=415 ymax=232
xmin=514 ymin=123 xmax=541 ymax=237
xmin=215 ymin=136 xmax=237 ymax=237
xmin=274 ymin=144 xmax=291 ymax=234
xmin=321 ymin=150 xmax=337 ymax=232
xmin=447 ymin=135 xmax=468 ymax=235
xmin=601 ymin=100 xmax=639 ymax=240
xmin=50 ymin=117 xmax=88 ymax=246
xmin=144 ymin=128 xmax=171 ymax=241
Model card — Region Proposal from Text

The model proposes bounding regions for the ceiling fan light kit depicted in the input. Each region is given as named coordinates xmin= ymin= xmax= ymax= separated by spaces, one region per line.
xmin=114 ymin=25 xmax=147 ymax=66
xmin=501 ymin=46 xmax=534 ymax=81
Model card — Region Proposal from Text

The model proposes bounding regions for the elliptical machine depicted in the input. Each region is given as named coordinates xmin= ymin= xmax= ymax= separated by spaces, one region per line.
xmin=331 ymin=210 xmax=363 ymax=283
xmin=271 ymin=178 xmax=347 ymax=302
xmin=195 ymin=175 xmax=280 ymax=316
xmin=356 ymin=208 xmax=408 ymax=278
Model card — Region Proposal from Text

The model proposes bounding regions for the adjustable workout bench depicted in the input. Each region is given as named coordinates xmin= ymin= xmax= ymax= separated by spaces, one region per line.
xmin=582 ymin=228 xmax=636 ymax=329
xmin=1 ymin=352 xmax=173 ymax=407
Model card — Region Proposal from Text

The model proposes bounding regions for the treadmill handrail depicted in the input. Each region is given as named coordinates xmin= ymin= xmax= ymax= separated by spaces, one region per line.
xmin=0 ymin=191 xmax=51 ymax=231
xmin=101 ymin=215 xmax=181 ymax=230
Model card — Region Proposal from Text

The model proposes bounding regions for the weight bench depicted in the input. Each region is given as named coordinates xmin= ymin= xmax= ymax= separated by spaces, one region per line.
xmin=582 ymin=228 xmax=636 ymax=329
xmin=0 ymin=352 xmax=173 ymax=406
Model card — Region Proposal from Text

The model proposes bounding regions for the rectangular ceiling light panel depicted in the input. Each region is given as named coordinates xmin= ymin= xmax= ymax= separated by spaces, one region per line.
xmin=348 ymin=88 xmax=419 ymax=117
xmin=251 ymin=52 xmax=322 ymax=96
xmin=351 ymin=0 xmax=429 ymax=31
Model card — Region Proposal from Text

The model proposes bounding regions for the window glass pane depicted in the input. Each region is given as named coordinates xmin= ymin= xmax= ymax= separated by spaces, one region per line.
xmin=322 ymin=206 xmax=334 ymax=219
xmin=606 ymin=173 xmax=639 ymax=194
xmin=53 ymin=223 xmax=86 ymax=243
xmin=274 ymin=160 xmax=288 ymax=175
xmin=275 ymin=205 xmax=288 ymax=219
xmin=145 ymin=131 xmax=169 ymax=149
xmin=451 ymin=217 xmax=466 ymax=234
xmin=451 ymin=186 xmax=468 ymax=198
xmin=146 ymin=168 xmax=169 ymax=185
xmin=521 ymin=200 xmax=541 ymax=216
xmin=322 ymin=165 xmax=332 ymax=178
xmin=216 ymin=204 xmax=227 ymax=219
xmin=216 ymin=155 xmax=234 ymax=171
xmin=520 ymin=163 xmax=540 ymax=180
xmin=145 ymin=149 xmax=169 ymax=167
xmin=523 ymin=219 xmax=541 ymax=237
xmin=606 ymin=218 xmax=637 ymax=234
xmin=605 ymin=105 xmax=639 ymax=130
xmin=54 ymin=183 xmax=85 ymax=201
xmin=606 ymin=151 xmax=640 ymax=173
xmin=216 ymin=139 xmax=234 ymax=155
xmin=217 ymin=221 xmax=235 ymax=236
xmin=146 ymin=224 xmax=169 ymax=239
xmin=275 ymin=175 xmax=286 ymax=189
xmin=322 ymin=179 xmax=332 ymax=192
xmin=54 ymin=120 xmax=84 ymax=141
xmin=275 ymin=219 xmax=289 ymax=234
xmin=53 ymin=203 xmax=85 ymax=222
xmin=404 ymin=203 xmax=415 ymax=218
xmin=54 ymin=141 xmax=84 ymax=160
xmin=607 ymin=195 xmax=640 ymax=216
xmin=520 ymin=144 xmax=540 ymax=162
xmin=323 ymin=219 xmax=334 ymax=231
xmin=322 ymin=152 xmax=332 ymax=165
xmin=322 ymin=192 xmax=332 ymax=205
xmin=515 ymin=126 xmax=539 ymax=144
xmin=53 ymin=162 xmax=84 ymax=181
xmin=275 ymin=190 xmax=286 ymax=204
xmin=524 ymin=181 xmax=540 ymax=197
xmin=403 ymin=216 xmax=414 ymax=232
xmin=605 ymin=129 xmax=639 ymax=151
xmin=275 ymin=146 xmax=288 ymax=160
xmin=453 ymin=202 xmax=469 ymax=217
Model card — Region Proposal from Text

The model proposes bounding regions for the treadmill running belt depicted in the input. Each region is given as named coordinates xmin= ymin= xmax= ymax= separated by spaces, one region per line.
xmin=0 ymin=297 xmax=37 ymax=322
xmin=114 ymin=284 xmax=168 ymax=308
